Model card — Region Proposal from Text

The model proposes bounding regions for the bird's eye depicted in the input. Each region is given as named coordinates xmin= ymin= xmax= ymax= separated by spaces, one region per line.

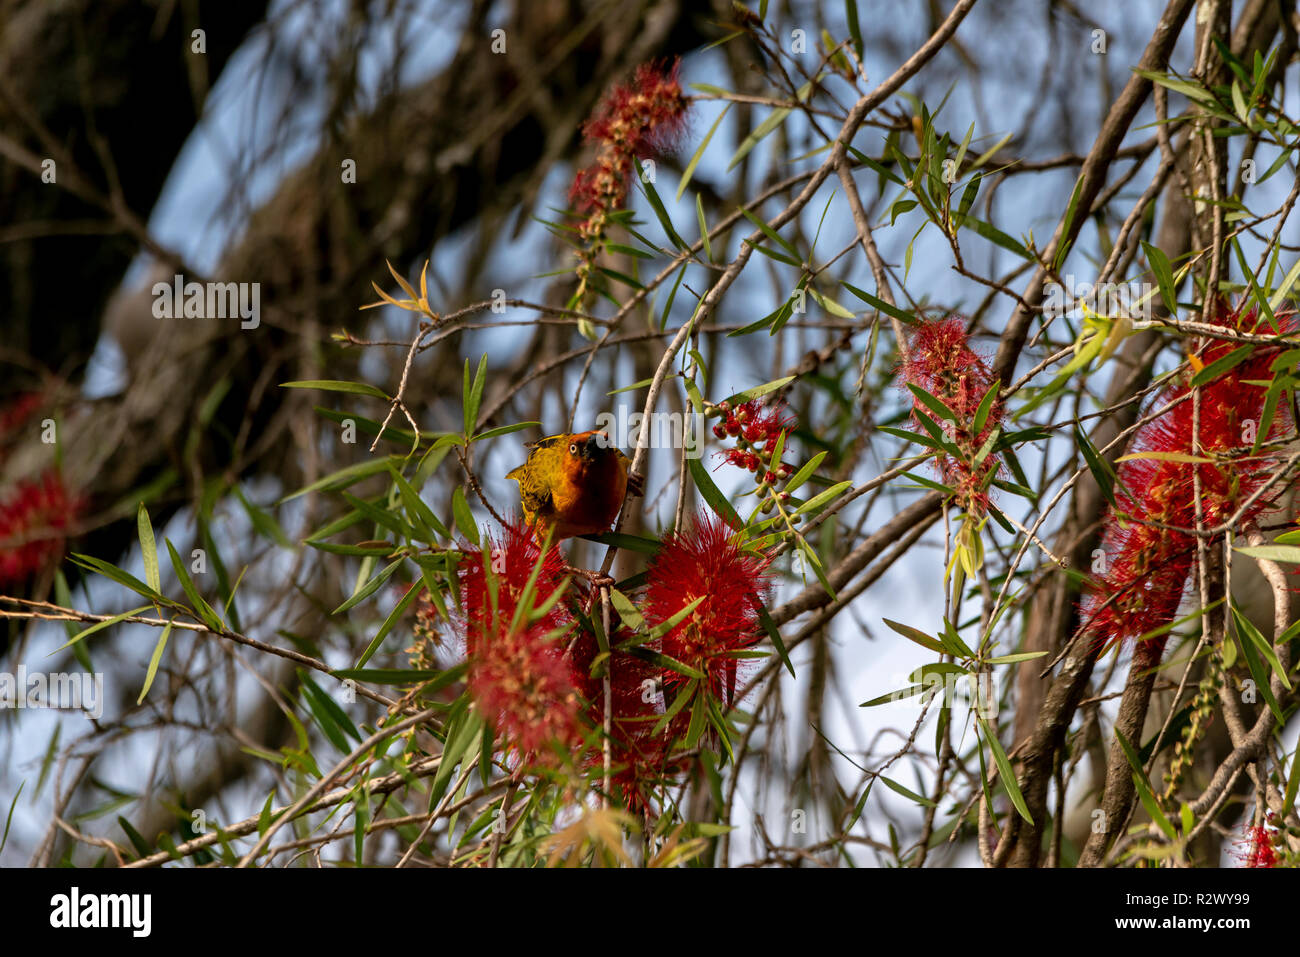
xmin=569 ymin=443 xmax=578 ymax=454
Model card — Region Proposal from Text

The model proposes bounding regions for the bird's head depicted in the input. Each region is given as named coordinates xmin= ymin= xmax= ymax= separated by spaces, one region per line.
xmin=564 ymin=430 xmax=618 ymax=468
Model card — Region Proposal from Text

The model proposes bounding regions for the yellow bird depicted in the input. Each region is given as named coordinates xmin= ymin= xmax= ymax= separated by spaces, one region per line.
xmin=507 ymin=430 xmax=638 ymax=544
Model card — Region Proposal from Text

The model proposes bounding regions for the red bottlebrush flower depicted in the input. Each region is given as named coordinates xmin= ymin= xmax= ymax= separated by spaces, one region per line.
xmin=0 ymin=393 xmax=42 ymax=442
xmin=643 ymin=511 xmax=772 ymax=703
xmin=899 ymin=317 xmax=1004 ymax=516
xmin=456 ymin=519 xmax=582 ymax=763
xmin=567 ymin=623 xmax=686 ymax=817
xmin=1237 ymin=823 xmax=1280 ymax=868
xmin=457 ymin=518 xmax=570 ymax=652
xmin=714 ymin=400 xmax=797 ymax=485
xmin=1079 ymin=303 xmax=1296 ymax=651
xmin=580 ymin=60 xmax=689 ymax=160
xmin=0 ymin=470 xmax=83 ymax=587
xmin=570 ymin=59 xmax=690 ymax=302
xmin=467 ymin=618 xmax=583 ymax=762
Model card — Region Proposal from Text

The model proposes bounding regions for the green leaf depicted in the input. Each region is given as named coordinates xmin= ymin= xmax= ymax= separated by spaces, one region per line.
xmin=728 ymin=107 xmax=792 ymax=172
xmin=984 ymin=651 xmax=1049 ymax=665
xmin=639 ymin=177 xmax=688 ymax=251
xmin=451 ymin=486 xmax=479 ymax=545
xmin=793 ymin=480 xmax=853 ymax=516
xmin=136 ymin=620 xmax=173 ymax=705
xmin=301 ymin=673 xmax=361 ymax=743
xmin=781 ymin=450 xmax=827 ymax=495
xmin=1234 ymin=544 xmax=1300 ymax=564
xmin=722 ymin=376 xmax=796 ymax=406
xmin=841 ymin=281 xmax=914 ymax=325
xmin=118 ymin=816 xmax=152 ymax=858
xmin=69 ymin=554 xmax=168 ymax=606
xmin=754 ymin=598 xmax=795 ymax=679
xmin=971 ymin=382 xmax=1000 ymax=435
xmin=332 ymin=664 xmax=466 ymax=688
xmin=165 ymin=539 xmax=224 ymax=632
xmin=1053 ymin=176 xmax=1085 ymax=272
xmin=235 ymin=486 xmax=292 ymax=548
xmin=281 ymin=457 xmax=398 ymax=503
xmin=739 ymin=207 xmax=801 ymax=260
xmin=978 ymin=717 xmax=1032 ymax=824
xmin=428 ymin=707 xmax=483 ymax=812
xmin=882 ymin=618 xmax=947 ymax=654
xmin=0 ymin=781 xmax=24 ymax=855
xmin=463 ymin=354 xmax=489 ymax=436
xmin=1075 ymin=425 xmax=1117 ymax=510
xmin=580 ymin=531 xmax=663 ymax=553
xmin=1230 ymin=603 xmax=1286 ymax=725
xmin=1115 ymin=729 xmax=1176 ymax=840
xmin=356 ymin=581 xmax=422 ymax=668
xmin=388 ymin=467 xmax=450 ymax=542
xmin=845 ymin=0 xmax=863 ymax=59
xmin=695 ymin=194 xmax=713 ymax=262
xmin=341 ymin=491 xmax=416 ymax=540
xmin=281 ymin=380 xmax=390 ymax=400
xmin=472 ymin=421 xmax=539 ymax=443
xmin=1231 ymin=600 xmax=1292 ymax=692
xmin=954 ymin=172 xmax=981 ymax=227
xmin=860 ymin=684 xmax=927 ymax=707
xmin=906 ymin=383 xmax=957 ymax=422
xmin=677 ymin=103 xmax=730 ymax=201
xmin=609 ymin=588 xmax=645 ymax=631
xmin=137 ymin=503 xmax=160 ymax=594
xmin=1284 ymin=746 xmax=1300 ymax=817
xmin=1268 ymin=256 xmax=1300 ymax=313
xmin=1191 ymin=344 xmax=1255 ymax=387
xmin=880 ymin=775 xmax=937 ymax=808
xmin=333 ymin=558 xmax=404 ymax=615
xmin=640 ymin=596 xmax=707 ymax=645
xmin=962 ymin=216 xmax=1033 ymax=261
xmin=687 ymin=457 xmax=742 ymax=529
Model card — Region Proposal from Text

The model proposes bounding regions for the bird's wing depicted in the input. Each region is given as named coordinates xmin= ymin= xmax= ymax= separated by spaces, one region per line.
xmin=525 ymin=434 xmax=567 ymax=452
xmin=508 ymin=442 xmax=558 ymax=517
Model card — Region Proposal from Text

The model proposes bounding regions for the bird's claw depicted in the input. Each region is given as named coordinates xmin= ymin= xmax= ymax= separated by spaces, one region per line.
xmin=565 ymin=564 xmax=615 ymax=589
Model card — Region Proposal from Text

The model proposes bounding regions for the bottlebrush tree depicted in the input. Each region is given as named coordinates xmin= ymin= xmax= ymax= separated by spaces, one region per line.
xmin=7 ymin=1 xmax=1300 ymax=872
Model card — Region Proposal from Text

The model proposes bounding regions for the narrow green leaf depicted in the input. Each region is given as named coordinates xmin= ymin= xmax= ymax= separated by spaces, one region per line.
xmin=979 ymin=717 xmax=1032 ymax=824
xmin=687 ymin=457 xmax=742 ymax=528
xmin=165 ymin=540 xmax=224 ymax=632
xmin=882 ymin=618 xmax=947 ymax=654
xmin=728 ymin=107 xmax=792 ymax=172
xmin=1191 ymin=344 xmax=1255 ymax=387
xmin=136 ymin=620 xmax=173 ymax=705
xmin=332 ymin=558 xmax=404 ymax=615
xmin=677 ymin=104 xmax=730 ymax=200
xmin=137 ymin=503 xmax=160 ymax=594
xmin=356 ymin=581 xmax=422 ymax=667
xmin=451 ymin=486 xmax=479 ymax=545
xmin=464 ymin=354 xmax=489 ymax=436
xmin=1075 ymin=425 xmax=1117 ymax=510
xmin=841 ymin=281 xmax=914 ymax=325
xmin=234 ymin=487 xmax=292 ymax=548
xmin=0 ymin=781 xmax=24 ymax=855
xmin=281 ymin=380 xmax=389 ymax=399
xmin=695 ymin=193 xmax=713 ymax=262
xmin=880 ymin=775 xmax=937 ymax=807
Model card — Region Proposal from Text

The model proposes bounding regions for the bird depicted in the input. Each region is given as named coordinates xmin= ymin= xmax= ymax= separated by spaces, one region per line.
xmin=507 ymin=430 xmax=641 ymax=547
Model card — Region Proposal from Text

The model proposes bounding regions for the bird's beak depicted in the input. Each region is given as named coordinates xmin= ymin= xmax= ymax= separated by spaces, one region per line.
xmin=583 ymin=433 xmax=604 ymax=458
